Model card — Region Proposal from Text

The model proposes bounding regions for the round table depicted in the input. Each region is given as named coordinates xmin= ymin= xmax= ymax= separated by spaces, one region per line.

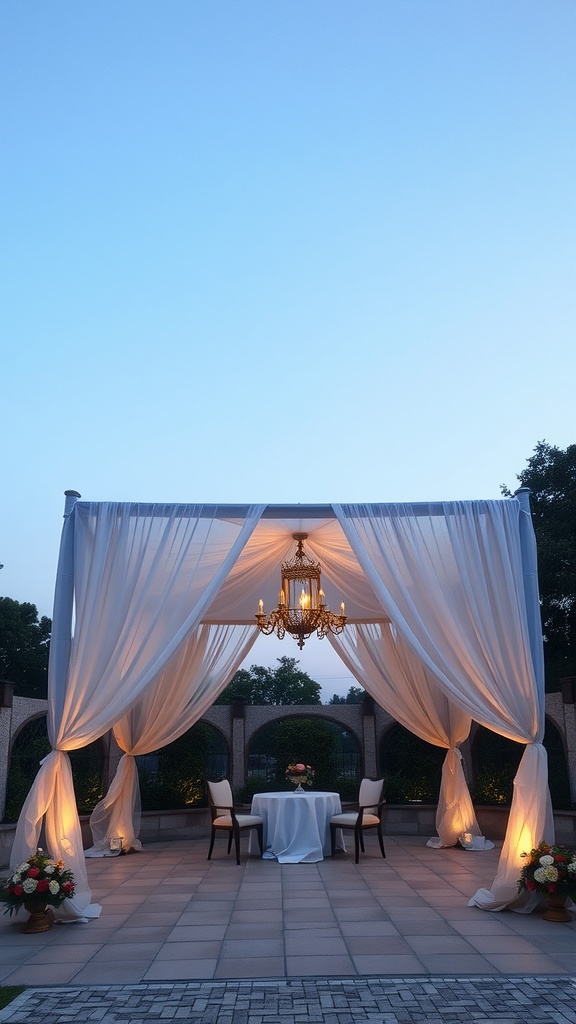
xmin=250 ymin=790 xmax=342 ymax=863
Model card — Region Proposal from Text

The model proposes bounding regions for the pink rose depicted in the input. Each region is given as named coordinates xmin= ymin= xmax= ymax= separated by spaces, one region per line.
xmin=13 ymin=884 xmax=23 ymax=896
xmin=36 ymin=879 xmax=49 ymax=893
xmin=27 ymin=867 xmax=40 ymax=878
xmin=295 ymin=763 xmax=305 ymax=771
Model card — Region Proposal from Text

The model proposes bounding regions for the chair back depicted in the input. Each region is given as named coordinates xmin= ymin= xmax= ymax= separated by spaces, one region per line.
xmin=207 ymin=778 xmax=233 ymax=817
xmin=358 ymin=777 xmax=384 ymax=816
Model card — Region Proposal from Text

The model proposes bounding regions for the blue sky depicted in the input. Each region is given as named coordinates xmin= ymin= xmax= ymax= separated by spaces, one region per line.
xmin=1 ymin=1 xmax=574 ymax=697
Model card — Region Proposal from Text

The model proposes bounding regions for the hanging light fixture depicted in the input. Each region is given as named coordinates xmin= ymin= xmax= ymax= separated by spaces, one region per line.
xmin=256 ymin=533 xmax=346 ymax=649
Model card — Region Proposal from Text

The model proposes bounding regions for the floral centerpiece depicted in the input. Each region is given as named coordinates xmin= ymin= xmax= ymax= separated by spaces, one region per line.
xmin=0 ymin=849 xmax=75 ymax=918
xmin=517 ymin=841 xmax=576 ymax=919
xmin=285 ymin=762 xmax=315 ymax=789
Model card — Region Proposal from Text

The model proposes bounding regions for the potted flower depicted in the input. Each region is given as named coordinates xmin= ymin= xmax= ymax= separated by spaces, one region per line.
xmin=0 ymin=849 xmax=75 ymax=933
xmin=517 ymin=841 xmax=576 ymax=921
xmin=285 ymin=762 xmax=315 ymax=792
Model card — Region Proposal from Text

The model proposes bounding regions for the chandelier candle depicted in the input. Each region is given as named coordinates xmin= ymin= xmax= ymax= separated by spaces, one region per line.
xmin=256 ymin=533 xmax=346 ymax=649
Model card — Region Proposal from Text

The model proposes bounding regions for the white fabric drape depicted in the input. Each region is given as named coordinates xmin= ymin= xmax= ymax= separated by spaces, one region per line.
xmin=86 ymin=623 xmax=257 ymax=855
xmin=331 ymin=622 xmax=483 ymax=848
xmin=12 ymin=502 xmax=264 ymax=918
xmin=333 ymin=500 xmax=551 ymax=910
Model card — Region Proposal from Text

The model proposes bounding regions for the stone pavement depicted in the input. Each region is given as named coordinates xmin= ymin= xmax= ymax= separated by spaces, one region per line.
xmin=1 ymin=977 xmax=576 ymax=1023
xmin=1 ymin=836 xmax=576 ymax=1020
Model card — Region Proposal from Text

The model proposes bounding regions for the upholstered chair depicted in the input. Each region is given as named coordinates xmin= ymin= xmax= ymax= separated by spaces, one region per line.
xmin=329 ymin=777 xmax=386 ymax=863
xmin=206 ymin=779 xmax=264 ymax=865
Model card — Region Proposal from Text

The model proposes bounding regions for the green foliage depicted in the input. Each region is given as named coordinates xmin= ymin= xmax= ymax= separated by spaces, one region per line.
xmin=138 ymin=723 xmax=226 ymax=811
xmin=503 ymin=441 xmax=576 ymax=689
xmin=69 ymin=746 xmax=105 ymax=815
xmin=247 ymin=716 xmax=360 ymax=799
xmin=471 ymin=764 xmax=517 ymax=805
xmin=379 ymin=724 xmax=445 ymax=803
xmin=4 ymin=717 xmax=104 ymax=822
xmin=0 ymin=597 xmax=51 ymax=698
xmin=4 ymin=735 xmax=51 ymax=821
xmin=215 ymin=656 xmax=321 ymax=705
xmin=272 ymin=718 xmax=338 ymax=787
xmin=236 ymin=775 xmax=286 ymax=803
xmin=0 ymin=988 xmax=25 ymax=1010
xmin=472 ymin=721 xmax=572 ymax=809
xmin=327 ymin=686 xmax=365 ymax=704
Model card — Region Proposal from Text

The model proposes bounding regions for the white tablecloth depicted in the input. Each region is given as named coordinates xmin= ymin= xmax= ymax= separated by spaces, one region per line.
xmin=250 ymin=791 xmax=342 ymax=863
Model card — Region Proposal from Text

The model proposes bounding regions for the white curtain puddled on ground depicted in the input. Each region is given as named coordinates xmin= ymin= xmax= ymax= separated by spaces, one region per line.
xmin=86 ymin=622 xmax=258 ymax=856
xmin=12 ymin=501 xmax=264 ymax=918
xmin=333 ymin=498 xmax=552 ymax=911
xmin=331 ymin=621 xmax=485 ymax=849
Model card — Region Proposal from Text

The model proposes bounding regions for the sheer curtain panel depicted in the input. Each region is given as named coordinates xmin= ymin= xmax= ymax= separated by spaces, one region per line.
xmin=331 ymin=622 xmax=484 ymax=849
xmin=333 ymin=500 xmax=551 ymax=910
xmin=12 ymin=502 xmax=264 ymax=918
xmin=86 ymin=623 xmax=257 ymax=855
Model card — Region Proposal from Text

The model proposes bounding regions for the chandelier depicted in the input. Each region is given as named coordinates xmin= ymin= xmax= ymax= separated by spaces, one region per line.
xmin=256 ymin=533 xmax=346 ymax=649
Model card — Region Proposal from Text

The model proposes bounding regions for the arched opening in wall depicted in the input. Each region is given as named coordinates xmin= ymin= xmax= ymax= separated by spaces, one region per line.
xmin=379 ymin=723 xmax=445 ymax=804
xmin=136 ymin=722 xmax=229 ymax=812
xmin=244 ymin=716 xmax=361 ymax=803
xmin=471 ymin=719 xmax=571 ymax=809
xmin=4 ymin=716 xmax=104 ymax=822
xmin=544 ymin=718 xmax=572 ymax=809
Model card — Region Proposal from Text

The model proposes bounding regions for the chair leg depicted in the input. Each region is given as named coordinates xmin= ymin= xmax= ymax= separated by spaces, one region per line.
xmin=227 ymin=831 xmax=233 ymax=855
xmin=354 ymin=829 xmax=360 ymax=864
xmin=330 ymin=824 xmax=336 ymax=857
xmin=359 ymin=829 xmax=365 ymax=853
xmin=208 ymin=828 xmax=216 ymax=861
xmin=377 ymin=825 xmax=386 ymax=859
xmin=256 ymin=824 xmax=263 ymax=856
xmin=234 ymin=827 xmax=240 ymax=865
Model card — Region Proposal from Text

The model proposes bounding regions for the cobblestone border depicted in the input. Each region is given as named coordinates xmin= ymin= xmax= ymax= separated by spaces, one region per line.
xmin=1 ymin=976 xmax=576 ymax=1024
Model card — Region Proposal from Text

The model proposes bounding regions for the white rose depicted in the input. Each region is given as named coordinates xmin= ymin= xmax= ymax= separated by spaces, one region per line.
xmin=539 ymin=855 xmax=554 ymax=866
xmin=49 ymin=880 xmax=60 ymax=895
xmin=44 ymin=865 xmax=55 ymax=875
xmin=11 ymin=873 xmax=21 ymax=884
xmin=567 ymin=862 xmax=576 ymax=875
xmin=22 ymin=878 xmax=38 ymax=893
xmin=17 ymin=863 xmax=29 ymax=874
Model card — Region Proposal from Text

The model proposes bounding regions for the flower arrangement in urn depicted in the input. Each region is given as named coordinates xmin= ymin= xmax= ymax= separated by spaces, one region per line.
xmin=285 ymin=762 xmax=315 ymax=790
xmin=518 ymin=841 xmax=576 ymax=897
xmin=0 ymin=849 xmax=75 ymax=918
xmin=517 ymin=841 xmax=576 ymax=920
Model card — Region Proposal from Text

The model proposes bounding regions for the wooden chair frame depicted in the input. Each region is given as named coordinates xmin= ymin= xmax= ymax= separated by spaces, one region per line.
xmin=330 ymin=778 xmax=386 ymax=864
xmin=206 ymin=779 xmax=264 ymax=865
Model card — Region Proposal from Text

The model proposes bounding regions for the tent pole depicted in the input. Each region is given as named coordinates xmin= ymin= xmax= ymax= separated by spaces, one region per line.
xmin=64 ymin=490 xmax=81 ymax=517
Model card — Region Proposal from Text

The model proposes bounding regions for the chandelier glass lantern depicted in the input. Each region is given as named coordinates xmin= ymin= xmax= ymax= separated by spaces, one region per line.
xmin=256 ymin=533 xmax=346 ymax=649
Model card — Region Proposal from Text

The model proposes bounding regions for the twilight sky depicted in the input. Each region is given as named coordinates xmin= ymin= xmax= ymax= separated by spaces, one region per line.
xmin=1 ymin=1 xmax=574 ymax=698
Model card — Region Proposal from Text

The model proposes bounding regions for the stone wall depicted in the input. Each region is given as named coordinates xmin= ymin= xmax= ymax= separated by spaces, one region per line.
xmin=1 ymin=689 xmax=576 ymax=869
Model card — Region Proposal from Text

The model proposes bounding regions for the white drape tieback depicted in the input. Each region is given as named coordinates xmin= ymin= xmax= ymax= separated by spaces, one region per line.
xmin=11 ymin=749 xmax=102 ymax=920
xmin=427 ymin=746 xmax=491 ymax=850
xmin=85 ymin=754 xmax=142 ymax=857
xmin=469 ymin=741 xmax=552 ymax=911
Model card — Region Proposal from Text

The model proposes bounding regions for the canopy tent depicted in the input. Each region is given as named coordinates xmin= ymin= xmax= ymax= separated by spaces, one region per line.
xmin=12 ymin=492 xmax=552 ymax=919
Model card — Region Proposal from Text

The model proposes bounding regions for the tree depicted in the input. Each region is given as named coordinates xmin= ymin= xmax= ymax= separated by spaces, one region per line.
xmin=0 ymin=597 xmax=51 ymax=698
xmin=328 ymin=685 xmax=365 ymax=704
xmin=503 ymin=441 xmax=576 ymax=689
xmin=215 ymin=656 xmax=321 ymax=705
xmin=272 ymin=718 xmax=338 ymax=788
